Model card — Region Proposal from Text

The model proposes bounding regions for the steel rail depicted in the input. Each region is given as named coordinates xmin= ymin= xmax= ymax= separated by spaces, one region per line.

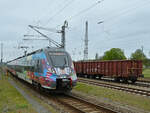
xmin=56 ymin=94 xmax=117 ymax=113
xmin=8 ymin=72 xmax=117 ymax=113
xmin=78 ymin=78 xmax=150 ymax=97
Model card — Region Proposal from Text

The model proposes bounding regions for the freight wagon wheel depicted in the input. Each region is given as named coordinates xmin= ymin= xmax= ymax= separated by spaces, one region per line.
xmin=115 ymin=77 xmax=120 ymax=82
xmin=129 ymin=76 xmax=137 ymax=84
xmin=122 ymin=78 xmax=128 ymax=83
xmin=89 ymin=75 xmax=92 ymax=78
xmin=98 ymin=75 xmax=102 ymax=80
xmin=87 ymin=75 xmax=90 ymax=78
xmin=91 ymin=75 xmax=96 ymax=79
xmin=131 ymin=80 xmax=136 ymax=83
xmin=130 ymin=78 xmax=137 ymax=83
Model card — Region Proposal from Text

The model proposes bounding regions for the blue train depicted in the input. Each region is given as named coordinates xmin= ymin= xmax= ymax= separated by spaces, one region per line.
xmin=7 ymin=47 xmax=77 ymax=92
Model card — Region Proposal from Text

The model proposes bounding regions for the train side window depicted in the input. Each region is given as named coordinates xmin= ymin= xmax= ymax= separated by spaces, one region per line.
xmin=37 ymin=60 xmax=40 ymax=72
xmin=30 ymin=60 xmax=34 ymax=72
xmin=39 ymin=60 xmax=43 ymax=73
xmin=34 ymin=60 xmax=38 ymax=72
xmin=35 ymin=59 xmax=43 ymax=73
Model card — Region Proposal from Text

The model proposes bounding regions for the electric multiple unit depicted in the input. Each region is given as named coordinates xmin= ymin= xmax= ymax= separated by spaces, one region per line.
xmin=7 ymin=47 xmax=77 ymax=92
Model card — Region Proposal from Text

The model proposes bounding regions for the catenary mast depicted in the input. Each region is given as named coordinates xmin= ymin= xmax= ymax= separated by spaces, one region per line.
xmin=84 ymin=21 xmax=88 ymax=60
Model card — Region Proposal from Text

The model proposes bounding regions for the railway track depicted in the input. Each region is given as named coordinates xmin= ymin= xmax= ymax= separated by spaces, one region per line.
xmin=99 ymin=76 xmax=150 ymax=88
xmin=8 ymin=73 xmax=117 ymax=113
xmin=137 ymin=79 xmax=150 ymax=84
xmin=56 ymin=94 xmax=117 ymax=113
xmin=80 ymin=76 xmax=150 ymax=88
xmin=78 ymin=78 xmax=150 ymax=97
xmin=135 ymin=80 xmax=150 ymax=88
xmin=104 ymin=78 xmax=150 ymax=88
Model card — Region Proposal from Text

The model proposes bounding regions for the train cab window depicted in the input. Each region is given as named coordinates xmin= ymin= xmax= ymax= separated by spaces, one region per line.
xmin=49 ymin=52 xmax=69 ymax=67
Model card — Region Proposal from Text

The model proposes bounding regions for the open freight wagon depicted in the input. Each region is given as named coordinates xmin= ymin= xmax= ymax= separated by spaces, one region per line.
xmin=74 ymin=60 xmax=143 ymax=83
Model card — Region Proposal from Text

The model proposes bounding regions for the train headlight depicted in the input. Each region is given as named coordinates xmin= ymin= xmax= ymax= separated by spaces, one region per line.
xmin=51 ymin=67 xmax=56 ymax=74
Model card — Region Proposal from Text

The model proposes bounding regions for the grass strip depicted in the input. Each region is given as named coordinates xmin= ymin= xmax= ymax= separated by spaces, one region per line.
xmin=0 ymin=75 xmax=37 ymax=113
xmin=143 ymin=68 xmax=150 ymax=78
xmin=13 ymin=77 xmax=58 ymax=113
xmin=74 ymin=82 xmax=150 ymax=111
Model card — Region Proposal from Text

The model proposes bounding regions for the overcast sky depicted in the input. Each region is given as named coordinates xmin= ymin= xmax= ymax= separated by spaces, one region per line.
xmin=1 ymin=0 xmax=150 ymax=61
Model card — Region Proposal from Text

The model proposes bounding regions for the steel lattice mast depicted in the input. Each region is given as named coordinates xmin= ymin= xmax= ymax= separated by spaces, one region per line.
xmin=84 ymin=21 xmax=88 ymax=60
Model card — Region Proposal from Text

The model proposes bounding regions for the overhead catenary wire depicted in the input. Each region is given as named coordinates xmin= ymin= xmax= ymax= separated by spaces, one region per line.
xmin=25 ymin=0 xmax=105 ymax=53
xmin=98 ymin=0 xmax=143 ymax=21
xmin=103 ymin=0 xmax=150 ymax=28
xmin=28 ymin=25 xmax=62 ymax=48
xmin=53 ymin=0 xmax=104 ymax=31
xmin=23 ymin=0 xmax=150 ymax=58
xmin=32 ymin=0 xmax=104 ymax=33
xmin=44 ymin=0 xmax=75 ymax=26
xmin=54 ymin=0 xmax=149 ymax=32
xmin=96 ymin=0 xmax=150 ymax=45
xmin=36 ymin=0 xmax=57 ymax=23
xmin=96 ymin=30 xmax=150 ymax=50
xmin=96 ymin=30 xmax=149 ymax=50
xmin=67 ymin=0 xmax=104 ymax=21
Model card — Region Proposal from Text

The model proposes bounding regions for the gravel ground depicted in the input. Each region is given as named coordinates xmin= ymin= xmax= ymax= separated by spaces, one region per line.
xmin=8 ymin=79 xmax=51 ymax=113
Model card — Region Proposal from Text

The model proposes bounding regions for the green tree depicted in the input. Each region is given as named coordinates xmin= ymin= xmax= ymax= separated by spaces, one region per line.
xmin=130 ymin=49 xmax=150 ymax=67
xmin=143 ymin=59 xmax=150 ymax=68
xmin=130 ymin=49 xmax=146 ymax=60
xmin=101 ymin=48 xmax=126 ymax=60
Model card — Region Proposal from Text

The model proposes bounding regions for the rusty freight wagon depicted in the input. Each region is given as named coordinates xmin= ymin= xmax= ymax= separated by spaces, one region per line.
xmin=74 ymin=60 xmax=143 ymax=83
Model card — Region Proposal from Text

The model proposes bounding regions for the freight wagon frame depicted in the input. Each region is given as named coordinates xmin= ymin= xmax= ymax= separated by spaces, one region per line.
xmin=74 ymin=60 xmax=143 ymax=83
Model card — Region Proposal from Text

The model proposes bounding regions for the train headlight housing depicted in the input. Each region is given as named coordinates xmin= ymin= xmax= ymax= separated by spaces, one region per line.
xmin=51 ymin=67 xmax=56 ymax=74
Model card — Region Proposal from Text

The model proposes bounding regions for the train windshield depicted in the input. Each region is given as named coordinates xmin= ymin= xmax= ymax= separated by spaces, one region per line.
xmin=49 ymin=52 xmax=69 ymax=67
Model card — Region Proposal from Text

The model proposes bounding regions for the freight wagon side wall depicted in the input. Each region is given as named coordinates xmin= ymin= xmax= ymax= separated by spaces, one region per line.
xmin=138 ymin=60 xmax=143 ymax=76
xmin=74 ymin=62 xmax=83 ymax=75
xmin=127 ymin=60 xmax=143 ymax=78
xmin=99 ymin=60 xmax=142 ymax=78
xmin=74 ymin=60 xmax=143 ymax=79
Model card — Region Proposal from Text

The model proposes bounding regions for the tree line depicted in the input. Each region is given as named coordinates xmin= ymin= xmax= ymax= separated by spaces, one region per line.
xmin=95 ymin=48 xmax=150 ymax=68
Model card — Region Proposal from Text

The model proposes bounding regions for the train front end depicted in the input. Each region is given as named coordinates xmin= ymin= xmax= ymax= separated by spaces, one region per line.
xmin=45 ymin=49 xmax=77 ymax=92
